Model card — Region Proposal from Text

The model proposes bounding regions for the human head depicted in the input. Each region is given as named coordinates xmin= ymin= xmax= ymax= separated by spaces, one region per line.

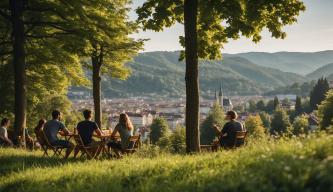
xmin=225 ymin=111 xmax=237 ymax=121
xmin=52 ymin=110 xmax=61 ymax=120
xmin=35 ymin=119 xmax=46 ymax=131
xmin=1 ymin=118 xmax=10 ymax=128
xmin=119 ymin=113 xmax=133 ymax=131
xmin=83 ymin=109 xmax=92 ymax=120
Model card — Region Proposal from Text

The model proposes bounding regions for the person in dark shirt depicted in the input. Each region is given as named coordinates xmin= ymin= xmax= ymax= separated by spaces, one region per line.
xmin=76 ymin=109 xmax=103 ymax=155
xmin=212 ymin=110 xmax=245 ymax=149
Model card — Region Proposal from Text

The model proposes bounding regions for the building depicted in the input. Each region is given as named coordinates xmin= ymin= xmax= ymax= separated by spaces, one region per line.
xmin=217 ymin=83 xmax=233 ymax=111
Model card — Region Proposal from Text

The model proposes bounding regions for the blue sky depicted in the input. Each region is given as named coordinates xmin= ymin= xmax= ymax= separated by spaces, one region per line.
xmin=130 ymin=0 xmax=333 ymax=53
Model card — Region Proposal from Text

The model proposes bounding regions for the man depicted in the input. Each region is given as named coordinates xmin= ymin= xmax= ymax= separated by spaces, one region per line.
xmin=212 ymin=111 xmax=245 ymax=149
xmin=44 ymin=110 xmax=74 ymax=158
xmin=0 ymin=118 xmax=13 ymax=147
xmin=76 ymin=109 xmax=103 ymax=156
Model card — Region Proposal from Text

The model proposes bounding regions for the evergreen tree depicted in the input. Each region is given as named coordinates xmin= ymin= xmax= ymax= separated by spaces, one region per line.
xmin=256 ymin=100 xmax=266 ymax=112
xmin=270 ymin=108 xmax=292 ymax=135
xmin=295 ymin=96 xmax=303 ymax=115
xmin=266 ymin=100 xmax=275 ymax=113
xmin=170 ymin=126 xmax=186 ymax=153
xmin=317 ymin=90 xmax=333 ymax=130
xmin=259 ymin=112 xmax=271 ymax=130
xmin=200 ymin=102 xmax=224 ymax=145
xmin=150 ymin=117 xmax=170 ymax=145
xmin=248 ymin=100 xmax=257 ymax=113
xmin=274 ymin=96 xmax=280 ymax=110
xmin=292 ymin=115 xmax=309 ymax=135
xmin=137 ymin=0 xmax=305 ymax=153
xmin=310 ymin=78 xmax=330 ymax=111
xmin=245 ymin=115 xmax=266 ymax=138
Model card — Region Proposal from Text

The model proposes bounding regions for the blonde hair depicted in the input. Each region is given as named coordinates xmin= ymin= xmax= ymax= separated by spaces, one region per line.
xmin=119 ymin=113 xmax=134 ymax=131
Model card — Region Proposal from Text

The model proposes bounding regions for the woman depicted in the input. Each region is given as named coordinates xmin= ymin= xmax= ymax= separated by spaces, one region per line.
xmin=34 ymin=119 xmax=46 ymax=149
xmin=107 ymin=113 xmax=134 ymax=157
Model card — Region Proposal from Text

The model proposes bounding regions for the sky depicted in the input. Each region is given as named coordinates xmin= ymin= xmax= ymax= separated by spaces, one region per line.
xmin=130 ymin=0 xmax=333 ymax=53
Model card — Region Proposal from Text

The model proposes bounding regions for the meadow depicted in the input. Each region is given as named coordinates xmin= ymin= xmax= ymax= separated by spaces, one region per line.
xmin=1 ymin=134 xmax=333 ymax=192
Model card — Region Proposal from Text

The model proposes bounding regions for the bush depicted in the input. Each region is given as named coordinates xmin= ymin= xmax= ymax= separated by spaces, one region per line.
xmin=150 ymin=117 xmax=170 ymax=144
xmin=318 ymin=90 xmax=333 ymax=130
xmin=292 ymin=115 xmax=309 ymax=136
xmin=245 ymin=115 xmax=266 ymax=138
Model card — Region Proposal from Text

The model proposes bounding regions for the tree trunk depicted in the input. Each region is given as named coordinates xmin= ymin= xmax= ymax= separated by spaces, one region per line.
xmin=10 ymin=0 xmax=27 ymax=146
xmin=92 ymin=56 xmax=102 ymax=128
xmin=184 ymin=0 xmax=200 ymax=153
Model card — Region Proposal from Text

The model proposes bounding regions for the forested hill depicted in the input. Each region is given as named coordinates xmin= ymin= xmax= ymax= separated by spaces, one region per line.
xmin=226 ymin=50 xmax=333 ymax=75
xmin=307 ymin=63 xmax=333 ymax=80
xmin=98 ymin=51 xmax=306 ymax=98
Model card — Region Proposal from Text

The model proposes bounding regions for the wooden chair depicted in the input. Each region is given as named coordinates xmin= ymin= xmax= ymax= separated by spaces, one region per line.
xmin=233 ymin=131 xmax=247 ymax=148
xmin=122 ymin=135 xmax=141 ymax=154
xmin=73 ymin=134 xmax=100 ymax=159
xmin=40 ymin=131 xmax=66 ymax=157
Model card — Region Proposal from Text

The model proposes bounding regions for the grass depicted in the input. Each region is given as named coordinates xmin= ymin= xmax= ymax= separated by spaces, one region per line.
xmin=1 ymin=134 xmax=333 ymax=192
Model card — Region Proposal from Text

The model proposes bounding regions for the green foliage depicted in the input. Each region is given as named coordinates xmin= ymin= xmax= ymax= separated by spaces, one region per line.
xmin=310 ymin=78 xmax=330 ymax=111
xmin=169 ymin=126 xmax=186 ymax=153
xmin=1 ymin=134 xmax=333 ymax=191
xmin=137 ymin=0 xmax=305 ymax=61
xmin=248 ymin=100 xmax=257 ymax=113
xmin=150 ymin=117 xmax=171 ymax=145
xmin=295 ymin=96 xmax=303 ymax=115
xmin=274 ymin=96 xmax=280 ymax=110
xmin=245 ymin=115 xmax=266 ymax=138
xmin=200 ymin=102 xmax=224 ymax=145
xmin=270 ymin=108 xmax=292 ymax=135
xmin=292 ymin=115 xmax=309 ymax=136
xmin=265 ymin=81 xmax=316 ymax=97
xmin=256 ymin=100 xmax=266 ymax=112
xmin=317 ymin=90 xmax=333 ymax=130
xmin=259 ymin=112 xmax=271 ymax=130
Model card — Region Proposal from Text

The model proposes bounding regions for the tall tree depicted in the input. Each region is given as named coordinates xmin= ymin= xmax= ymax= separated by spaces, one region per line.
xmin=137 ymin=0 xmax=305 ymax=152
xmin=295 ymin=96 xmax=303 ymax=115
xmin=274 ymin=96 xmax=280 ymax=110
xmin=317 ymin=90 xmax=333 ymax=130
xmin=0 ymin=0 xmax=92 ymax=142
xmin=310 ymin=78 xmax=330 ymax=111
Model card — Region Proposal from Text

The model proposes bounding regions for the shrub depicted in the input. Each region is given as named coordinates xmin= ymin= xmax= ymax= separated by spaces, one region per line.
xmin=245 ymin=115 xmax=266 ymax=138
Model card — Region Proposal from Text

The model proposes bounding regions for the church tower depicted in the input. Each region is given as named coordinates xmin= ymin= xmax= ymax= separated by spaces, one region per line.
xmin=219 ymin=83 xmax=223 ymax=108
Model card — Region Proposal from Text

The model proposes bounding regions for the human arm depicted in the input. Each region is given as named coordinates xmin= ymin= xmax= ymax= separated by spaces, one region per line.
xmin=212 ymin=124 xmax=222 ymax=136
xmin=110 ymin=125 xmax=119 ymax=138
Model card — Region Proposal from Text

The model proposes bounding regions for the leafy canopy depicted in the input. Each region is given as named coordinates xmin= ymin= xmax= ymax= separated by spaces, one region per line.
xmin=137 ymin=0 xmax=305 ymax=60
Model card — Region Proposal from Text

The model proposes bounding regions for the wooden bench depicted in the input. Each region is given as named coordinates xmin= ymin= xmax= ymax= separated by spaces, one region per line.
xmin=200 ymin=131 xmax=247 ymax=152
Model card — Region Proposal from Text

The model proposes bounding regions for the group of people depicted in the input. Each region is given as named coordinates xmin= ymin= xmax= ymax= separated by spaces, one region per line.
xmin=0 ymin=109 xmax=134 ymax=158
xmin=0 ymin=109 xmax=245 ymax=157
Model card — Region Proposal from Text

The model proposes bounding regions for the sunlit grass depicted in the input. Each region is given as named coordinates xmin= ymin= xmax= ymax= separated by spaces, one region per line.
xmin=1 ymin=134 xmax=333 ymax=191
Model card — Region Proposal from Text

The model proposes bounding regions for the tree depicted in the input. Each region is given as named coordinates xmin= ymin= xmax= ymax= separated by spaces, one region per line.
xmin=292 ymin=115 xmax=309 ymax=136
xmin=295 ymin=96 xmax=303 ymax=115
xmin=270 ymin=108 xmax=292 ymax=135
xmin=150 ymin=117 xmax=170 ymax=144
xmin=256 ymin=100 xmax=266 ymax=112
xmin=0 ymin=0 xmax=94 ymax=143
xmin=266 ymin=100 xmax=275 ymax=113
xmin=170 ymin=125 xmax=186 ymax=153
xmin=259 ymin=112 xmax=271 ymax=130
xmin=71 ymin=0 xmax=143 ymax=128
xmin=136 ymin=0 xmax=305 ymax=152
xmin=200 ymin=102 xmax=224 ymax=145
xmin=310 ymin=78 xmax=330 ymax=111
xmin=274 ymin=96 xmax=280 ymax=110
xmin=317 ymin=90 xmax=333 ymax=130
xmin=248 ymin=100 xmax=257 ymax=113
xmin=245 ymin=115 xmax=266 ymax=138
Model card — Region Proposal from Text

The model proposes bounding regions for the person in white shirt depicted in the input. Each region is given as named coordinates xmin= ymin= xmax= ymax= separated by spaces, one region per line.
xmin=0 ymin=118 xmax=13 ymax=147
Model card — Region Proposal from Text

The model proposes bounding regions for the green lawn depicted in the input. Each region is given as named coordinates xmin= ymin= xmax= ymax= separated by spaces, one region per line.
xmin=1 ymin=134 xmax=333 ymax=192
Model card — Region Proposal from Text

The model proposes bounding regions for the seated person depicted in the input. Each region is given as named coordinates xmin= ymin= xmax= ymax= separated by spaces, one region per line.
xmin=0 ymin=118 xmax=13 ymax=147
xmin=43 ymin=110 xmax=74 ymax=159
xmin=107 ymin=113 xmax=133 ymax=157
xmin=24 ymin=127 xmax=35 ymax=150
xmin=34 ymin=119 xmax=46 ymax=148
xmin=212 ymin=111 xmax=245 ymax=149
xmin=76 ymin=109 xmax=103 ymax=156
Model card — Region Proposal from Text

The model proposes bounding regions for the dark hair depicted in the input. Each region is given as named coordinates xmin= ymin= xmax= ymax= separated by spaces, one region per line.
xmin=52 ymin=110 xmax=61 ymax=119
xmin=1 ymin=118 xmax=10 ymax=126
xmin=83 ymin=109 xmax=92 ymax=119
xmin=35 ymin=119 xmax=46 ymax=132
xmin=226 ymin=111 xmax=238 ymax=120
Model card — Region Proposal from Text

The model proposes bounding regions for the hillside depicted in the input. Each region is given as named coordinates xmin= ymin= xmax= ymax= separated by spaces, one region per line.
xmin=100 ymin=51 xmax=306 ymax=98
xmin=226 ymin=50 xmax=333 ymax=75
xmin=307 ymin=63 xmax=333 ymax=80
xmin=1 ymin=135 xmax=333 ymax=191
